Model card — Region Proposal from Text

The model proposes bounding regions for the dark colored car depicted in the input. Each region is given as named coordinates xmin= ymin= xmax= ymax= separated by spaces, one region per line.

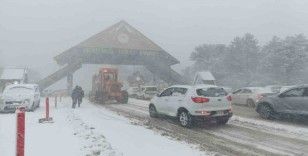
xmin=256 ymin=85 xmax=308 ymax=119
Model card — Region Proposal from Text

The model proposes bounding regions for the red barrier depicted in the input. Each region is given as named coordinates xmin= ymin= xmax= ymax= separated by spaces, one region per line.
xmin=16 ymin=107 xmax=25 ymax=156
xmin=38 ymin=97 xmax=53 ymax=123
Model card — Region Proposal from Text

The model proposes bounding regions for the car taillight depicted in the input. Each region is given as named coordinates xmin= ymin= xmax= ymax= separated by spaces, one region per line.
xmin=191 ymin=97 xmax=210 ymax=103
xmin=227 ymin=95 xmax=232 ymax=101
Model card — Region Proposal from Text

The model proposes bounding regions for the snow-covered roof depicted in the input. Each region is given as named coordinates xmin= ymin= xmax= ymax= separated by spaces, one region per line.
xmin=78 ymin=20 xmax=165 ymax=52
xmin=54 ymin=20 xmax=179 ymax=66
xmin=0 ymin=68 xmax=26 ymax=80
xmin=196 ymin=71 xmax=215 ymax=80
xmin=4 ymin=84 xmax=38 ymax=90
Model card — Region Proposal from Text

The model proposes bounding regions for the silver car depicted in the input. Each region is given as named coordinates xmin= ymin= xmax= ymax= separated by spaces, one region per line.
xmin=231 ymin=87 xmax=274 ymax=108
xmin=256 ymin=85 xmax=308 ymax=119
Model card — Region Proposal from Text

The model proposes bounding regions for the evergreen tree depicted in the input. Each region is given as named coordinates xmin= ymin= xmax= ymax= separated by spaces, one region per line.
xmin=260 ymin=34 xmax=308 ymax=84
xmin=225 ymin=33 xmax=260 ymax=86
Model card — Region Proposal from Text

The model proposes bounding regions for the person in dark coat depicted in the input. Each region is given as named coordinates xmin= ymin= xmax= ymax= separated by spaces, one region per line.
xmin=77 ymin=86 xmax=84 ymax=107
xmin=71 ymin=85 xmax=84 ymax=108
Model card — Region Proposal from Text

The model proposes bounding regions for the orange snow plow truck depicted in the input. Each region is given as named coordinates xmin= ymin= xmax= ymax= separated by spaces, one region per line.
xmin=91 ymin=67 xmax=128 ymax=104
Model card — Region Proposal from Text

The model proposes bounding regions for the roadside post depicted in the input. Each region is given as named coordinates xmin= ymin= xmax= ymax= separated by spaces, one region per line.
xmin=55 ymin=96 xmax=57 ymax=108
xmin=38 ymin=97 xmax=53 ymax=123
xmin=16 ymin=107 xmax=25 ymax=156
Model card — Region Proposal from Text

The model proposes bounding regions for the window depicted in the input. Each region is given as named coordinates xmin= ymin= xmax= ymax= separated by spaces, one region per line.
xmin=302 ymin=88 xmax=308 ymax=97
xmin=241 ymin=89 xmax=252 ymax=94
xmin=232 ymin=89 xmax=242 ymax=94
xmin=172 ymin=87 xmax=188 ymax=96
xmin=196 ymin=87 xmax=227 ymax=97
xmin=282 ymin=88 xmax=304 ymax=97
xmin=160 ymin=88 xmax=173 ymax=97
xmin=103 ymin=73 xmax=115 ymax=81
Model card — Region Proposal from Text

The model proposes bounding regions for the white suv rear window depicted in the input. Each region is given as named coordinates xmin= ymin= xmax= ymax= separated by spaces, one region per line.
xmin=196 ymin=88 xmax=227 ymax=97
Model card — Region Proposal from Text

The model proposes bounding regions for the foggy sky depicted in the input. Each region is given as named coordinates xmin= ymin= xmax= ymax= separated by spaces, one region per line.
xmin=1 ymin=0 xmax=308 ymax=78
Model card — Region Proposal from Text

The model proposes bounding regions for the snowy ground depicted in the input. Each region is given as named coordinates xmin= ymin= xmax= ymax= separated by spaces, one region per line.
xmin=1 ymin=97 xmax=308 ymax=156
xmin=106 ymin=98 xmax=308 ymax=156
xmin=0 ymin=97 xmax=208 ymax=156
xmin=129 ymin=98 xmax=308 ymax=139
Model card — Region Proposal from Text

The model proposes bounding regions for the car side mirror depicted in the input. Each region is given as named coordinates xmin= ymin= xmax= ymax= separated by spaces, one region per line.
xmin=156 ymin=93 xmax=161 ymax=97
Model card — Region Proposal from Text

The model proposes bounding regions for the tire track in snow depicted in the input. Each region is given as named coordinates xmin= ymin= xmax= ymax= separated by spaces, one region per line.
xmin=127 ymin=101 xmax=308 ymax=155
xmin=99 ymin=101 xmax=308 ymax=156
xmin=129 ymin=98 xmax=308 ymax=142
xmin=97 ymin=103 xmax=285 ymax=156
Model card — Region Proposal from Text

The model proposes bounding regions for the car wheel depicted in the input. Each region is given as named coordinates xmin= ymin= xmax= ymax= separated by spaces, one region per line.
xmin=259 ymin=104 xmax=273 ymax=119
xmin=178 ymin=110 xmax=192 ymax=128
xmin=217 ymin=117 xmax=229 ymax=125
xmin=247 ymin=99 xmax=255 ymax=108
xmin=120 ymin=91 xmax=129 ymax=104
xmin=149 ymin=105 xmax=158 ymax=118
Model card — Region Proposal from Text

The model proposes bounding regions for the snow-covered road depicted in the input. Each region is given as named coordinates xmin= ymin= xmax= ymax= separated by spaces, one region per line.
xmin=0 ymin=98 xmax=209 ymax=156
xmin=103 ymin=98 xmax=308 ymax=156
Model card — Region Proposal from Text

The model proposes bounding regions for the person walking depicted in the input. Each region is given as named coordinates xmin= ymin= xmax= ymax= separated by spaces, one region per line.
xmin=77 ymin=86 xmax=84 ymax=107
xmin=71 ymin=86 xmax=79 ymax=108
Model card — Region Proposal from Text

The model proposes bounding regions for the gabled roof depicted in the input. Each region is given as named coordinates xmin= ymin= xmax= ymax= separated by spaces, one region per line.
xmin=0 ymin=68 xmax=26 ymax=80
xmin=78 ymin=20 xmax=164 ymax=51
xmin=55 ymin=20 xmax=179 ymax=65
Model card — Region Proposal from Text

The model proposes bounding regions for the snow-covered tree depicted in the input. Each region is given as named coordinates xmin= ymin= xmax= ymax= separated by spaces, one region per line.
xmin=260 ymin=34 xmax=308 ymax=85
xmin=190 ymin=44 xmax=227 ymax=71
xmin=225 ymin=33 xmax=260 ymax=86
xmin=189 ymin=44 xmax=230 ymax=85
xmin=185 ymin=33 xmax=308 ymax=88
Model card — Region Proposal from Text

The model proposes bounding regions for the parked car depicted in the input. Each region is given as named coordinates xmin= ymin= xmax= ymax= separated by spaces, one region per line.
xmin=231 ymin=87 xmax=274 ymax=108
xmin=280 ymin=85 xmax=296 ymax=93
xmin=138 ymin=86 xmax=159 ymax=100
xmin=149 ymin=85 xmax=232 ymax=128
xmin=127 ymin=87 xmax=139 ymax=98
xmin=256 ymin=85 xmax=308 ymax=119
xmin=0 ymin=84 xmax=40 ymax=112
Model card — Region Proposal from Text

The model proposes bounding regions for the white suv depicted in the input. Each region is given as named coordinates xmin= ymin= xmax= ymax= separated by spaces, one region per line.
xmin=149 ymin=85 xmax=232 ymax=128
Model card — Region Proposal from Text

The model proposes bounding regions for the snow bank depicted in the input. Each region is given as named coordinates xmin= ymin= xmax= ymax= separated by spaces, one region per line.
xmin=0 ymin=97 xmax=208 ymax=156
xmin=71 ymin=98 xmax=207 ymax=156
xmin=231 ymin=115 xmax=308 ymax=139
xmin=0 ymin=100 xmax=83 ymax=156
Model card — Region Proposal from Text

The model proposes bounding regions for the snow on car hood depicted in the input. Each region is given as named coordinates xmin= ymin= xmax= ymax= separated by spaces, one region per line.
xmin=2 ymin=92 xmax=33 ymax=102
